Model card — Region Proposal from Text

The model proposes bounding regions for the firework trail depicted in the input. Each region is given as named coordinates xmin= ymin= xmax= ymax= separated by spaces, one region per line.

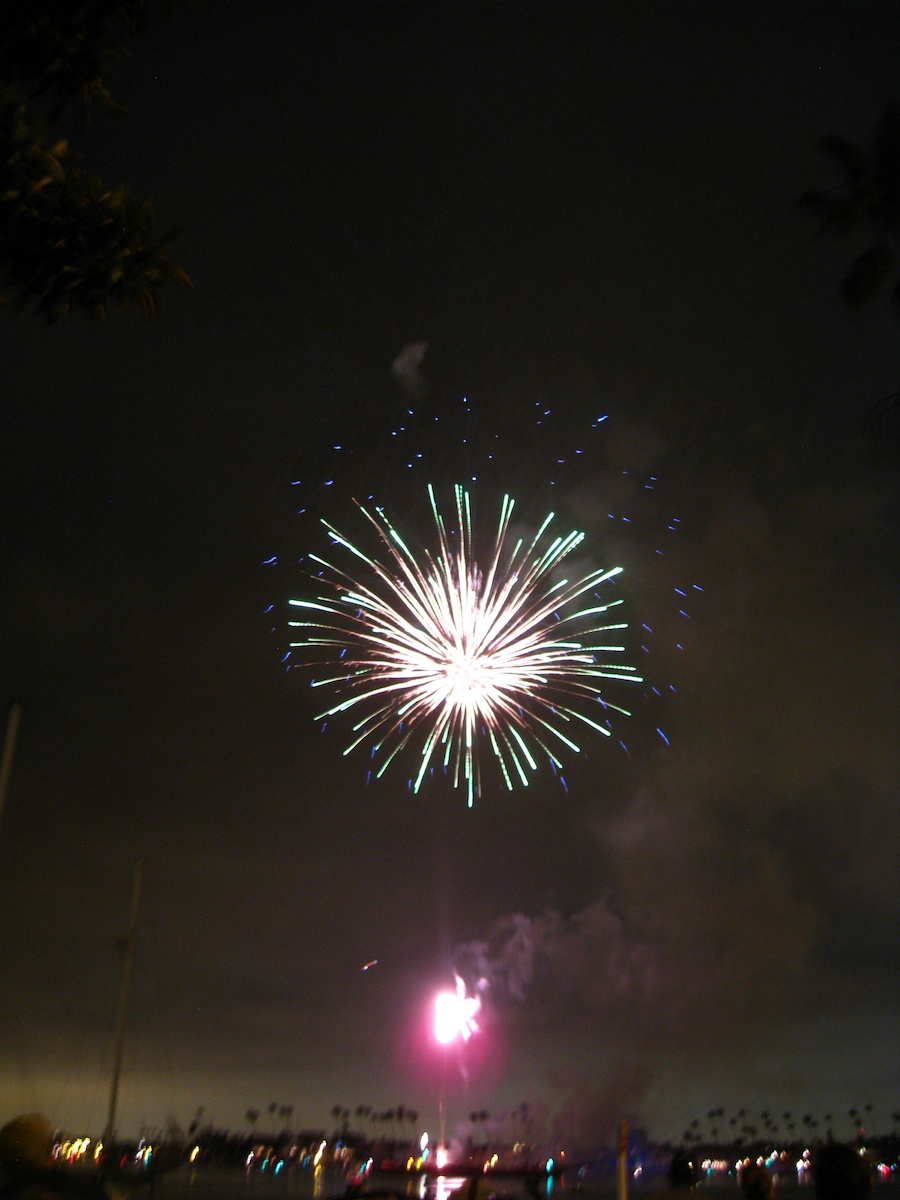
xmin=288 ymin=482 xmax=642 ymax=805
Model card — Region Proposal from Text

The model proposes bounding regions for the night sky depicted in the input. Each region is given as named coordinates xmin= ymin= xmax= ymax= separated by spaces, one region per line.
xmin=1 ymin=1 xmax=898 ymax=1153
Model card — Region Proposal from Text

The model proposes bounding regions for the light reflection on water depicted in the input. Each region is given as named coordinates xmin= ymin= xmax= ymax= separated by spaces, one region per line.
xmin=169 ymin=1163 xmax=899 ymax=1200
xmin=429 ymin=1176 xmax=467 ymax=1200
xmin=174 ymin=1168 xmax=588 ymax=1200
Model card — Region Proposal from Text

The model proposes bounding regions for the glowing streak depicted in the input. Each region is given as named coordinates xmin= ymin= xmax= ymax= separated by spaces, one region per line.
xmin=289 ymin=484 xmax=642 ymax=805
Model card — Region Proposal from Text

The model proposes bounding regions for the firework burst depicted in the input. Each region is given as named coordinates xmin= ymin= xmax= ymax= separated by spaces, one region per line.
xmin=289 ymin=483 xmax=642 ymax=805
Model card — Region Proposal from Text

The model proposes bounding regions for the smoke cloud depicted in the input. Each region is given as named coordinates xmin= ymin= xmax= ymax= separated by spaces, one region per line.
xmin=391 ymin=341 xmax=429 ymax=395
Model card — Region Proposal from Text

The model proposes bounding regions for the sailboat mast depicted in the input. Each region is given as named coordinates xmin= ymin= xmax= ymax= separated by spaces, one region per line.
xmin=103 ymin=857 xmax=145 ymax=1152
xmin=0 ymin=699 xmax=23 ymax=831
